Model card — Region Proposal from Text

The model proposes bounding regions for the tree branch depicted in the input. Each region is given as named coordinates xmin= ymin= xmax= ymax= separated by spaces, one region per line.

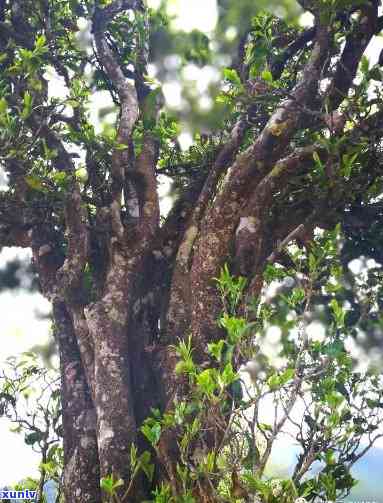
xmin=93 ymin=11 xmax=139 ymax=241
xmin=328 ymin=3 xmax=378 ymax=110
xmin=271 ymin=26 xmax=316 ymax=80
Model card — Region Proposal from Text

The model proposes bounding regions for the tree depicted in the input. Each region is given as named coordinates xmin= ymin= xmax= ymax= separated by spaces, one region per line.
xmin=1 ymin=0 xmax=383 ymax=501
xmin=0 ymin=355 xmax=62 ymax=502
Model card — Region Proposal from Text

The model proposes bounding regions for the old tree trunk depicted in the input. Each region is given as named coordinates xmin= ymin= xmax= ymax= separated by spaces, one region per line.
xmin=1 ymin=0 xmax=383 ymax=501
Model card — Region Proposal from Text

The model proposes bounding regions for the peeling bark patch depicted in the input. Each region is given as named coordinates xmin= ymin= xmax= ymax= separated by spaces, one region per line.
xmin=65 ymin=448 xmax=78 ymax=487
xmin=38 ymin=244 xmax=52 ymax=256
xmin=176 ymin=225 xmax=198 ymax=266
xmin=64 ymin=361 xmax=78 ymax=385
xmin=99 ymin=420 xmax=115 ymax=446
xmin=236 ymin=216 xmax=257 ymax=235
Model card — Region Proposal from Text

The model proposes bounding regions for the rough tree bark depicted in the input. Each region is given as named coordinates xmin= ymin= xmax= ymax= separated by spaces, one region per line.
xmin=1 ymin=0 xmax=383 ymax=501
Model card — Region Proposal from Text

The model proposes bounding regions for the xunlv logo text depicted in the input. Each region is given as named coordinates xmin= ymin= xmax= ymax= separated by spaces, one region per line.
xmin=0 ymin=489 xmax=37 ymax=500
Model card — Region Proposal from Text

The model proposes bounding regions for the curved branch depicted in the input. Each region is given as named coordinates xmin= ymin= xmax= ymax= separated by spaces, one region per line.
xmin=93 ymin=11 xmax=139 ymax=240
xmin=328 ymin=3 xmax=378 ymax=110
xmin=164 ymin=120 xmax=248 ymax=340
xmin=188 ymin=23 xmax=334 ymax=354
xmin=271 ymin=26 xmax=316 ymax=80
xmin=235 ymin=145 xmax=326 ymax=275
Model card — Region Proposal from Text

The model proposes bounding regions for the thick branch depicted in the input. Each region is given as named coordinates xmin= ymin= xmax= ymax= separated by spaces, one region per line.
xmin=188 ymin=22 xmax=333 ymax=355
xmin=93 ymin=12 xmax=139 ymax=237
xmin=328 ymin=3 xmax=378 ymax=109
xmin=134 ymin=133 xmax=160 ymax=239
xmin=165 ymin=119 xmax=248 ymax=343
xmin=271 ymin=26 xmax=316 ymax=79
xmin=235 ymin=145 xmax=326 ymax=275
xmin=53 ymin=302 xmax=101 ymax=503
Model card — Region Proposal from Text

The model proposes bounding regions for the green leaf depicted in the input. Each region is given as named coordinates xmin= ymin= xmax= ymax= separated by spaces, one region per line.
xmin=35 ymin=34 xmax=47 ymax=50
xmin=175 ymin=336 xmax=193 ymax=361
xmin=40 ymin=461 xmax=56 ymax=475
xmin=196 ymin=369 xmax=217 ymax=396
xmin=258 ymin=423 xmax=272 ymax=432
xmin=313 ymin=151 xmax=324 ymax=175
xmin=139 ymin=451 xmax=154 ymax=482
xmin=264 ymin=263 xmax=286 ymax=282
xmin=366 ymin=398 xmax=383 ymax=408
xmin=41 ymin=139 xmax=58 ymax=160
xmin=325 ymin=449 xmax=335 ymax=465
xmin=308 ymin=253 xmax=317 ymax=273
xmin=341 ymin=152 xmax=358 ymax=178
xmin=267 ymin=373 xmax=281 ymax=391
xmin=0 ymin=97 xmax=8 ymax=114
xmin=141 ymin=421 xmax=161 ymax=446
xmin=19 ymin=48 xmax=33 ymax=61
xmin=223 ymin=68 xmax=241 ymax=87
xmin=30 ymin=77 xmax=43 ymax=92
xmin=75 ymin=167 xmax=88 ymax=183
xmin=218 ymin=314 xmax=247 ymax=344
xmin=329 ymin=298 xmax=345 ymax=327
xmin=360 ymin=55 xmax=370 ymax=76
xmin=66 ymin=99 xmax=80 ymax=108
xmin=24 ymin=431 xmax=44 ymax=445
xmin=21 ymin=91 xmax=33 ymax=119
xmin=261 ymin=69 xmax=273 ymax=83
xmin=175 ymin=359 xmax=195 ymax=375
xmin=25 ymin=175 xmax=45 ymax=192
xmin=115 ymin=143 xmax=129 ymax=150
xmin=10 ymin=425 xmax=22 ymax=433
xmin=368 ymin=67 xmax=383 ymax=82
xmin=207 ymin=340 xmax=225 ymax=361
xmin=100 ymin=475 xmax=124 ymax=495
xmin=279 ymin=368 xmax=295 ymax=386
xmin=130 ymin=444 xmax=138 ymax=469
xmin=50 ymin=171 xmax=68 ymax=187
xmin=324 ymin=339 xmax=344 ymax=358
xmin=325 ymin=391 xmax=344 ymax=409
xmin=220 ymin=362 xmax=237 ymax=387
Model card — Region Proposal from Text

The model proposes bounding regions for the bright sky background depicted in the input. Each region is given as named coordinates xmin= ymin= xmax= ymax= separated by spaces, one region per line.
xmin=1 ymin=0 xmax=383 ymax=489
